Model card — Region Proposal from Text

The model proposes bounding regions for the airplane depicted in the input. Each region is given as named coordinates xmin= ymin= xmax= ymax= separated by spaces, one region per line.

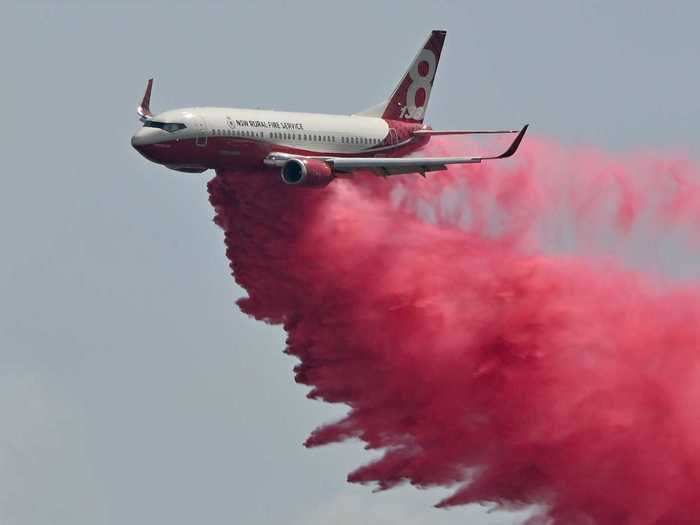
xmin=131 ymin=30 xmax=528 ymax=187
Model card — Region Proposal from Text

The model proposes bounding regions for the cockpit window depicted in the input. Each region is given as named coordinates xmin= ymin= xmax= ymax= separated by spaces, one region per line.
xmin=144 ymin=121 xmax=187 ymax=132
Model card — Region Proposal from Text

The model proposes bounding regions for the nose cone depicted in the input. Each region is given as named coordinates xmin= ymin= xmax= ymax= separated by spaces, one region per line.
xmin=131 ymin=127 xmax=161 ymax=148
xmin=131 ymin=127 xmax=167 ymax=163
xmin=131 ymin=127 xmax=169 ymax=165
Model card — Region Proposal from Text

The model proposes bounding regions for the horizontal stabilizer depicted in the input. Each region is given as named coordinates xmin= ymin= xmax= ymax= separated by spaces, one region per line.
xmin=413 ymin=129 xmax=520 ymax=136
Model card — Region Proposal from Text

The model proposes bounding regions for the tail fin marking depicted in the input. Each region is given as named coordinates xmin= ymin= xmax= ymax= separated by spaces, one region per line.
xmin=382 ymin=30 xmax=446 ymax=123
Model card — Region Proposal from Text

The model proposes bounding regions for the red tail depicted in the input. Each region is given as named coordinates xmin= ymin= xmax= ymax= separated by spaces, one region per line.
xmin=382 ymin=30 xmax=446 ymax=123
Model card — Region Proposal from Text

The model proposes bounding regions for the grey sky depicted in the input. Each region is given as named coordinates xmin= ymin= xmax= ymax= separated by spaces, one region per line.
xmin=1 ymin=1 xmax=699 ymax=524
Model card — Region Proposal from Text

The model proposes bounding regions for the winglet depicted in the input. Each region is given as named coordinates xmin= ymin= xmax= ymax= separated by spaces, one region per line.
xmin=137 ymin=78 xmax=154 ymax=120
xmin=494 ymin=124 xmax=528 ymax=159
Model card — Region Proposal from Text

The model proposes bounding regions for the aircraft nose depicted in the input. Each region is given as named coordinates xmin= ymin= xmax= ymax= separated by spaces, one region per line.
xmin=131 ymin=127 xmax=160 ymax=148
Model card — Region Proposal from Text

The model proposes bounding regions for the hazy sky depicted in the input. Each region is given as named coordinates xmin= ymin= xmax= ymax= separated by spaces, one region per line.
xmin=1 ymin=2 xmax=699 ymax=524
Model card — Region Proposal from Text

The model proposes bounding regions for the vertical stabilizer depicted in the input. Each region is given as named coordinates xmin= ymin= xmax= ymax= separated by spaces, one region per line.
xmin=355 ymin=30 xmax=446 ymax=123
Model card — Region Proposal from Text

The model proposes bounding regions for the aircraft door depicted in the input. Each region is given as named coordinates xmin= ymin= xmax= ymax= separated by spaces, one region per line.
xmin=195 ymin=115 xmax=208 ymax=147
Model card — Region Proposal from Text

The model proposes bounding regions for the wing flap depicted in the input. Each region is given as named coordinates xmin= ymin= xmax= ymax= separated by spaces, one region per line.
xmin=368 ymin=164 xmax=448 ymax=177
xmin=330 ymin=156 xmax=478 ymax=174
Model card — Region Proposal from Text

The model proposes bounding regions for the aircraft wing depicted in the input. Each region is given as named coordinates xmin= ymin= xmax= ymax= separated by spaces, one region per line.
xmin=329 ymin=124 xmax=527 ymax=177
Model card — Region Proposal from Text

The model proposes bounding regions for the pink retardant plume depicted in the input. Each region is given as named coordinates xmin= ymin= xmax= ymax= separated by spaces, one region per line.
xmin=208 ymin=137 xmax=700 ymax=525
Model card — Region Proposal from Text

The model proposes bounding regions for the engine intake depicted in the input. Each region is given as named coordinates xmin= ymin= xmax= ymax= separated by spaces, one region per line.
xmin=281 ymin=159 xmax=334 ymax=187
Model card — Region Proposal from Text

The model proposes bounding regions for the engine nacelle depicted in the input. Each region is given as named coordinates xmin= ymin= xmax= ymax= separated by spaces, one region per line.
xmin=280 ymin=158 xmax=334 ymax=187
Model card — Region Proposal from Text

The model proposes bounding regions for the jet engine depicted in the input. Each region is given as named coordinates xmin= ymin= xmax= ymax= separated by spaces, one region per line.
xmin=280 ymin=158 xmax=334 ymax=187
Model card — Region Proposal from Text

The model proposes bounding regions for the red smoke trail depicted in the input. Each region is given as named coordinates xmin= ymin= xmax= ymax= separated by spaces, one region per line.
xmin=208 ymin=138 xmax=700 ymax=524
